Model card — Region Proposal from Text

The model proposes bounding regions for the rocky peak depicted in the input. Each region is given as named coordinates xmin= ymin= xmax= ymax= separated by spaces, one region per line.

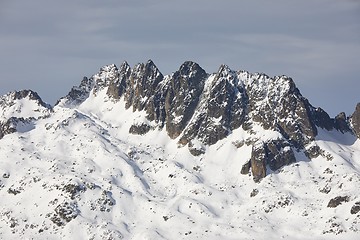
xmin=242 ymin=74 xmax=317 ymax=148
xmin=351 ymin=103 xmax=360 ymax=138
xmin=334 ymin=112 xmax=351 ymax=133
xmin=125 ymin=60 xmax=164 ymax=111
xmin=106 ymin=62 xmax=131 ymax=101
xmin=0 ymin=90 xmax=51 ymax=121
xmin=93 ymin=64 xmax=119 ymax=93
xmin=56 ymin=76 xmax=94 ymax=107
xmin=0 ymin=90 xmax=51 ymax=139
xmin=179 ymin=64 xmax=248 ymax=146
xmin=53 ymin=60 xmax=359 ymax=182
xmin=165 ymin=61 xmax=207 ymax=139
xmin=0 ymin=90 xmax=49 ymax=108
xmin=311 ymin=107 xmax=333 ymax=131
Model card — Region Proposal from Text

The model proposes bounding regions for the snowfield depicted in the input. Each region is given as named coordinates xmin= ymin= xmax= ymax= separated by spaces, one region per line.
xmin=0 ymin=88 xmax=360 ymax=239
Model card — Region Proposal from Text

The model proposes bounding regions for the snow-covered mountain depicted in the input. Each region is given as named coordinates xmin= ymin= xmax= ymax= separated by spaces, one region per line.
xmin=0 ymin=60 xmax=360 ymax=239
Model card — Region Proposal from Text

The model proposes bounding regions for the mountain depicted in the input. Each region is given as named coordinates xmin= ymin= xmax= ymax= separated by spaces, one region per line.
xmin=0 ymin=60 xmax=360 ymax=239
xmin=0 ymin=90 xmax=52 ymax=139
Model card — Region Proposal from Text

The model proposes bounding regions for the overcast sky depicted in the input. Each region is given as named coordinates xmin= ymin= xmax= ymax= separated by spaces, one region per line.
xmin=1 ymin=0 xmax=359 ymax=116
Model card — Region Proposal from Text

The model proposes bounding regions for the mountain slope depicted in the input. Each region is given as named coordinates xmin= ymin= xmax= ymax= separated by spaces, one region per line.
xmin=0 ymin=60 xmax=360 ymax=239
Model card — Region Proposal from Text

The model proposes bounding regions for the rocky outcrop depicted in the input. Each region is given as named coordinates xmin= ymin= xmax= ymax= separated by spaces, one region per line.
xmin=351 ymin=103 xmax=360 ymax=138
xmin=334 ymin=112 xmax=351 ymax=133
xmin=0 ymin=90 xmax=51 ymax=139
xmin=351 ymin=202 xmax=360 ymax=214
xmin=250 ymin=142 xmax=267 ymax=182
xmin=266 ymin=140 xmax=296 ymax=171
xmin=243 ymin=74 xmax=317 ymax=148
xmin=106 ymin=62 xmax=131 ymax=100
xmin=179 ymin=65 xmax=248 ymax=145
xmin=164 ymin=61 xmax=207 ymax=139
xmin=311 ymin=107 xmax=333 ymax=131
xmin=0 ymin=90 xmax=51 ymax=111
xmin=124 ymin=60 xmax=164 ymax=111
xmin=327 ymin=196 xmax=349 ymax=208
xmin=1 ymin=117 xmax=23 ymax=137
xmin=57 ymin=77 xmax=94 ymax=106
xmin=41 ymin=60 xmax=360 ymax=182
xmin=129 ymin=123 xmax=151 ymax=135
xmin=249 ymin=140 xmax=296 ymax=182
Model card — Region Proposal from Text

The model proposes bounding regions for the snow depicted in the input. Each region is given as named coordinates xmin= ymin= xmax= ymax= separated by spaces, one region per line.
xmin=0 ymin=95 xmax=50 ymax=122
xmin=0 ymin=72 xmax=360 ymax=239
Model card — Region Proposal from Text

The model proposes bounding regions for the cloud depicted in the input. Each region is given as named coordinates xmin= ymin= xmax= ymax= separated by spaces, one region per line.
xmin=0 ymin=0 xmax=359 ymax=115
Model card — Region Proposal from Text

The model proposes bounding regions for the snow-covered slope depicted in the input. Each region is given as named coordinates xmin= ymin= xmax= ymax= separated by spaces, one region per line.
xmin=0 ymin=61 xmax=359 ymax=239
xmin=0 ymin=90 xmax=52 ymax=139
xmin=0 ymin=90 xmax=51 ymax=121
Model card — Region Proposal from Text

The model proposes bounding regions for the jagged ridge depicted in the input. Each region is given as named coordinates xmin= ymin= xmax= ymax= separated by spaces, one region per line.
xmin=0 ymin=90 xmax=52 ymax=139
xmin=56 ymin=60 xmax=360 ymax=181
xmin=1 ymin=60 xmax=360 ymax=182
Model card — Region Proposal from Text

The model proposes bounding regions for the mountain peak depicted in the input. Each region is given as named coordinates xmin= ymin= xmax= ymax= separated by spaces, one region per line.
xmin=0 ymin=90 xmax=51 ymax=121
xmin=351 ymin=102 xmax=360 ymax=138
xmin=0 ymin=60 xmax=360 ymax=239
xmin=177 ymin=61 xmax=206 ymax=78
xmin=0 ymin=89 xmax=51 ymax=139
xmin=16 ymin=60 xmax=360 ymax=181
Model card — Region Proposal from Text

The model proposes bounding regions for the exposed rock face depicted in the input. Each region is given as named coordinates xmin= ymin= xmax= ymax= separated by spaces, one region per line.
xmin=10 ymin=59 xmax=357 ymax=182
xmin=249 ymin=140 xmax=296 ymax=182
xmin=351 ymin=202 xmax=360 ymax=214
xmin=179 ymin=65 xmax=248 ymax=145
xmin=304 ymin=145 xmax=323 ymax=159
xmin=327 ymin=196 xmax=349 ymax=208
xmin=334 ymin=112 xmax=351 ymax=133
xmin=124 ymin=60 xmax=164 ymax=111
xmin=266 ymin=140 xmax=296 ymax=171
xmin=0 ymin=90 xmax=50 ymax=112
xmin=0 ymin=117 xmax=30 ymax=139
xmin=106 ymin=62 xmax=131 ymax=100
xmin=0 ymin=90 xmax=51 ymax=139
xmin=57 ymin=77 xmax=94 ymax=106
xmin=164 ymin=61 xmax=207 ymax=139
xmin=242 ymin=74 xmax=317 ymax=148
xmin=240 ymin=160 xmax=251 ymax=175
xmin=351 ymin=103 xmax=360 ymax=138
xmin=129 ymin=123 xmax=151 ymax=135
xmin=311 ymin=107 xmax=333 ymax=131
xmin=250 ymin=143 xmax=267 ymax=183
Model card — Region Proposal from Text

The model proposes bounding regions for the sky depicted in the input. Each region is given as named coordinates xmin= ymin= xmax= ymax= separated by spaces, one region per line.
xmin=0 ymin=0 xmax=359 ymax=116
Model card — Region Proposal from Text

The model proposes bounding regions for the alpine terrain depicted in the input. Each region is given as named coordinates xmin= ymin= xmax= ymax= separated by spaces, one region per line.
xmin=1 ymin=60 xmax=360 ymax=239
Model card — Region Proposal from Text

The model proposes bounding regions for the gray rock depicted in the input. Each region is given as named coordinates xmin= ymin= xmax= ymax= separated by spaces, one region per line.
xmin=305 ymin=145 xmax=324 ymax=159
xmin=57 ymin=76 xmax=94 ymax=106
xmin=249 ymin=140 xmax=296 ymax=182
xmin=179 ymin=65 xmax=247 ymax=146
xmin=250 ymin=142 xmax=267 ymax=183
xmin=106 ymin=61 xmax=131 ymax=100
xmin=164 ymin=61 xmax=207 ymax=139
xmin=334 ymin=112 xmax=351 ymax=133
xmin=240 ymin=160 xmax=251 ymax=175
xmin=311 ymin=107 xmax=333 ymax=131
xmin=266 ymin=140 xmax=296 ymax=171
xmin=52 ymin=60 xmax=354 ymax=182
xmin=124 ymin=60 xmax=164 ymax=111
xmin=129 ymin=123 xmax=151 ymax=135
xmin=350 ymin=202 xmax=360 ymax=214
xmin=351 ymin=103 xmax=360 ymax=138
xmin=327 ymin=196 xmax=349 ymax=208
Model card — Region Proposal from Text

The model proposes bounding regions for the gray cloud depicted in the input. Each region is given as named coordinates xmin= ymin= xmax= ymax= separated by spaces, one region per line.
xmin=0 ymin=0 xmax=359 ymax=115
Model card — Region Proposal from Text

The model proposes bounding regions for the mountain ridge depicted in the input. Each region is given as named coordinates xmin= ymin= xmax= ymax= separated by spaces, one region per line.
xmin=56 ymin=60 xmax=359 ymax=181
xmin=1 ymin=60 xmax=360 ymax=182
xmin=0 ymin=60 xmax=360 ymax=239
